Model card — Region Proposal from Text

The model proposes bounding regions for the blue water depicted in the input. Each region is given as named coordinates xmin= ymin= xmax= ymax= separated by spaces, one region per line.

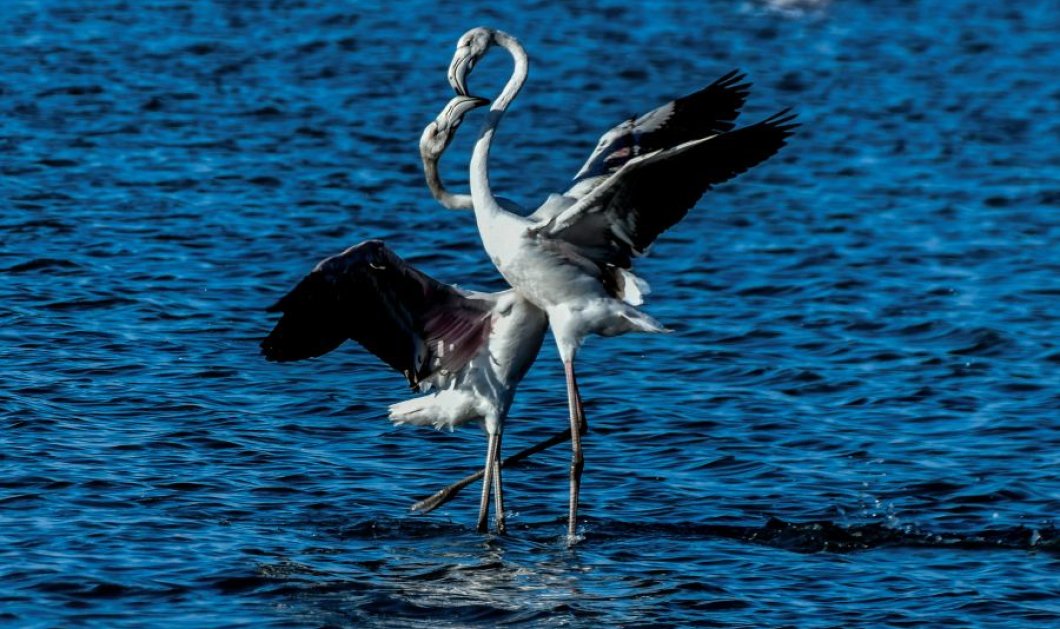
xmin=2 ymin=0 xmax=1058 ymax=626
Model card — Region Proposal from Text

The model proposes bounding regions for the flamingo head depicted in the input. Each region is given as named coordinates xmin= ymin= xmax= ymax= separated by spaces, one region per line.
xmin=419 ymin=94 xmax=489 ymax=159
xmin=448 ymin=27 xmax=494 ymax=97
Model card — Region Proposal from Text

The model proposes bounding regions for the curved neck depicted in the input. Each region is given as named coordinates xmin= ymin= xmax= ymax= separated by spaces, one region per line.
xmin=470 ymin=31 xmax=528 ymax=222
xmin=421 ymin=145 xmax=472 ymax=210
xmin=491 ymin=32 xmax=528 ymax=112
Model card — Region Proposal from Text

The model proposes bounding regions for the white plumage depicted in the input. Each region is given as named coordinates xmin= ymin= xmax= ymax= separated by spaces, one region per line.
xmin=262 ymin=28 xmax=797 ymax=543
xmin=444 ymin=27 xmax=798 ymax=542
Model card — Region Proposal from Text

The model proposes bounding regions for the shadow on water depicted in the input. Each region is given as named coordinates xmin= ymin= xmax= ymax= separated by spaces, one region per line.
xmin=586 ymin=517 xmax=1058 ymax=554
xmin=322 ymin=515 xmax=1057 ymax=555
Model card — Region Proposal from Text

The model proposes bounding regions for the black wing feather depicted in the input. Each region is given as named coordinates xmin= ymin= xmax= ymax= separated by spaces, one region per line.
xmin=634 ymin=69 xmax=750 ymax=144
xmin=573 ymin=70 xmax=752 ymax=183
xmin=620 ymin=109 xmax=798 ymax=253
xmin=261 ymin=240 xmax=492 ymax=388
xmin=554 ymin=110 xmax=798 ymax=264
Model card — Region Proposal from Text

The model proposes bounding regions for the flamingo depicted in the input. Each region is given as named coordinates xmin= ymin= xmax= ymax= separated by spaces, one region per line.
xmin=412 ymin=96 xmax=591 ymax=518
xmin=444 ymin=27 xmax=798 ymax=542
xmin=412 ymin=47 xmax=763 ymax=518
xmin=261 ymin=98 xmax=549 ymax=534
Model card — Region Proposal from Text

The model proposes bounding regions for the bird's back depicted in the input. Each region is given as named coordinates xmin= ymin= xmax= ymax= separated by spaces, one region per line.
xmin=391 ymin=291 xmax=547 ymax=432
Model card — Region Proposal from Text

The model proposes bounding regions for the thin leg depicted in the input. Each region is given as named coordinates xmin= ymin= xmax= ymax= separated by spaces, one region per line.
xmin=410 ymin=427 xmax=572 ymax=514
xmin=492 ymin=432 xmax=505 ymax=533
xmin=573 ymin=373 xmax=587 ymax=434
xmin=476 ymin=431 xmax=500 ymax=533
xmin=564 ymin=360 xmax=585 ymax=544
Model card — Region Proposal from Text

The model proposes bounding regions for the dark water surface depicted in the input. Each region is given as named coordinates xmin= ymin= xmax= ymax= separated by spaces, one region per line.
xmin=3 ymin=1 xmax=1059 ymax=626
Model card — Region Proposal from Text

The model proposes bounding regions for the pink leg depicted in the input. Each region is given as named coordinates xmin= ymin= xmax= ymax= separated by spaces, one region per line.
xmin=492 ymin=432 xmax=506 ymax=533
xmin=476 ymin=431 xmax=500 ymax=533
xmin=564 ymin=360 xmax=585 ymax=543
xmin=410 ymin=427 xmax=572 ymax=515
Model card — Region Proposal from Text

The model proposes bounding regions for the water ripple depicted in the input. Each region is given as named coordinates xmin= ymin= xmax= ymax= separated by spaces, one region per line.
xmin=2 ymin=0 xmax=1058 ymax=627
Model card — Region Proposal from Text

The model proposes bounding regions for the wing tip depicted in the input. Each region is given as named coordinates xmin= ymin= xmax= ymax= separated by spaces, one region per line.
xmin=764 ymin=107 xmax=798 ymax=124
xmin=676 ymin=69 xmax=753 ymax=107
xmin=259 ymin=330 xmax=339 ymax=363
xmin=760 ymin=108 xmax=800 ymax=137
xmin=714 ymin=68 xmax=751 ymax=91
xmin=682 ymin=69 xmax=753 ymax=131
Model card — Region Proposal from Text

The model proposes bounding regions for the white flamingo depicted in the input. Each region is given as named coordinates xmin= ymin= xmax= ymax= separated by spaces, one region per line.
xmin=445 ymin=27 xmax=798 ymax=542
xmin=262 ymin=99 xmax=547 ymax=533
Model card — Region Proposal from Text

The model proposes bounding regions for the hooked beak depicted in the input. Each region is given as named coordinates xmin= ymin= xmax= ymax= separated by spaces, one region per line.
xmin=448 ymin=45 xmax=476 ymax=96
xmin=443 ymin=94 xmax=490 ymax=122
xmin=425 ymin=95 xmax=490 ymax=154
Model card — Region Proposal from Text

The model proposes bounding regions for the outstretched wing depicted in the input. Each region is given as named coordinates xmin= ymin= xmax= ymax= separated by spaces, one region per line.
xmin=542 ymin=110 xmax=798 ymax=267
xmin=568 ymin=70 xmax=752 ymax=189
xmin=262 ymin=240 xmax=493 ymax=389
